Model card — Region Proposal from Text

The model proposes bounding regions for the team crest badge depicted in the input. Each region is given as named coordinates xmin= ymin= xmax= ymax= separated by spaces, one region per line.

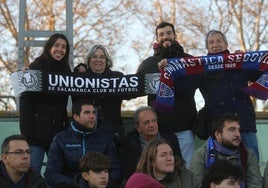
xmin=144 ymin=73 xmax=160 ymax=94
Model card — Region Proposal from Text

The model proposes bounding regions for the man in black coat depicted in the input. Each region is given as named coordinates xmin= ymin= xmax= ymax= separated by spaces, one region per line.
xmin=136 ymin=21 xmax=198 ymax=168
xmin=122 ymin=106 xmax=183 ymax=180
xmin=0 ymin=134 xmax=46 ymax=188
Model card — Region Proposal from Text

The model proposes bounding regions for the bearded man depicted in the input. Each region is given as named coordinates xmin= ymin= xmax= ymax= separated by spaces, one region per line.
xmin=190 ymin=113 xmax=262 ymax=188
xmin=137 ymin=21 xmax=199 ymax=168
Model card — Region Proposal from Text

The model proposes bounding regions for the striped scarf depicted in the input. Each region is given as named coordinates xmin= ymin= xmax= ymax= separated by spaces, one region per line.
xmin=153 ymin=50 xmax=268 ymax=112
xmin=206 ymin=137 xmax=247 ymax=188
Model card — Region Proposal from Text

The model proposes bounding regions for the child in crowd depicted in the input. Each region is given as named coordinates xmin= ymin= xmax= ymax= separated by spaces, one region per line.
xmin=75 ymin=152 xmax=111 ymax=188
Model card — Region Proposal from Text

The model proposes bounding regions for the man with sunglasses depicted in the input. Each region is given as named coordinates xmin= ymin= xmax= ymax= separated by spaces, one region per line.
xmin=0 ymin=134 xmax=46 ymax=188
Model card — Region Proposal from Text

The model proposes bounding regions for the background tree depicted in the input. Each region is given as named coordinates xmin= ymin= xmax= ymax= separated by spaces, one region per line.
xmin=0 ymin=0 xmax=267 ymax=111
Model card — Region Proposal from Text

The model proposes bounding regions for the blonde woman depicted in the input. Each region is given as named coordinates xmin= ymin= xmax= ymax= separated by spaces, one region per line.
xmin=136 ymin=139 xmax=194 ymax=188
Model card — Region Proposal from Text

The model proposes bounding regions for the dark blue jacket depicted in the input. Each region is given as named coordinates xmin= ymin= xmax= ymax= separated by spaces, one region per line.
xmin=199 ymin=50 xmax=263 ymax=132
xmin=44 ymin=121 xmax=123 ymax=187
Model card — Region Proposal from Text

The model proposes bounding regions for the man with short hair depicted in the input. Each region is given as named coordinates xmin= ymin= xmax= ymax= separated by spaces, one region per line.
xmin=122 ymin=106 xmax=182 ymax=180
xmin=199 ymin=30 xmax=262 ymax=160
xmin=0 ymin=134 xmax=46 ymax=188
xmin=137 ymin=21 xmax=198 ymax=168
xmin=44 ymin=99 xmax=123 ymax=188
xmin=190 ymin=113 xmax=262 ymax=188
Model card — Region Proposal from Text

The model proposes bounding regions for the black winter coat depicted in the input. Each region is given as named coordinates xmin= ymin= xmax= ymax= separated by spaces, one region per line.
xmin=72 ymin=68 xmax=125 ymax=136
xmin=121 ymin=129 xmax=183 ymax=180
xmin=0 ymin=161 xmax=47 ymax=188
xmin=137 ymin=42 xmax=199 ymax=132
xmin=19 ymin=58 xmax=70 ymax=149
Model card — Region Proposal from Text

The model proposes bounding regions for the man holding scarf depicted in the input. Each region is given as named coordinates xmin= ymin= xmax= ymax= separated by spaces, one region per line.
xmin=190 ymin=113 xmax=262 ymax=188
xmin=199 ymin=30 xmax=263 ymax=160
xmin=137 ymin=21 xmax=199 ymax=168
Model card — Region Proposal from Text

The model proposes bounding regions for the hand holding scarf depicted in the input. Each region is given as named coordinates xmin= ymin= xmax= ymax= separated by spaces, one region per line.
xmin=153 ymin=50 xmax=268 ymax=112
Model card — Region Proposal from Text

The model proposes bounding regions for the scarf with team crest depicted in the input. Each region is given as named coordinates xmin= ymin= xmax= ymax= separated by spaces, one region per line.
xmin=153 ymin=50 xmax=268 ymax=113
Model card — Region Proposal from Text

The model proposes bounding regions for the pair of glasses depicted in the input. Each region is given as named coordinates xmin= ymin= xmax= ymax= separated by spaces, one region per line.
xmin=5 ymin=149 xmax=32 ymax=156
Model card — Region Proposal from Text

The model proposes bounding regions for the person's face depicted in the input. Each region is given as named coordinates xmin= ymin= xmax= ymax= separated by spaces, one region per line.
xmin=74 ymin=104 xmax=96 ymax=129
xmin=136 ymin=110 xmax=158 ymax=141
xmin=210 ymin=178 xmax=241 ymax=188
xmin=82 ymin=169 xmax=109 ymax=188
xmin=207 ymin=33 xmax=228 ymax=53
xmin=153 ymin=144 xmax=174 ymax=177
xmin=156 ymin=26 xmax=177 ymax=48
xmin=77 ymin=65 xmax=87 ymax=73
xmin=88 ymin=48 xmax=107 ymax=73
xmin=215 ymin=121 xmax=241 ymax=148
xmin=1 ymin=140 xmax=30 ymax=176
xmin=50 ymin=38 xmax=67 ymax=61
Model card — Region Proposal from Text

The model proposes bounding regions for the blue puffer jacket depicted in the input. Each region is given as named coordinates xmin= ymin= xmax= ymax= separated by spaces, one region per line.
xmin=44 ymin=121 xmax=123 ymax=187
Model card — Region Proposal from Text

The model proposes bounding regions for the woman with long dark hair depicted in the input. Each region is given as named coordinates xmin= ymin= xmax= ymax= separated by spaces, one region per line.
xmin=19 ymin=33 xmax=71 ymax=174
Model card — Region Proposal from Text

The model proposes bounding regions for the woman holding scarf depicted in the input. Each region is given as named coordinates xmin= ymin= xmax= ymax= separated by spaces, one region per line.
xmin=72 ymin=44 xmax=128 ymax=148
xmin=19 ymin=33 xmax=71 ymax=174
xmin=199 ymin=30 xmax=263 ymax=160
